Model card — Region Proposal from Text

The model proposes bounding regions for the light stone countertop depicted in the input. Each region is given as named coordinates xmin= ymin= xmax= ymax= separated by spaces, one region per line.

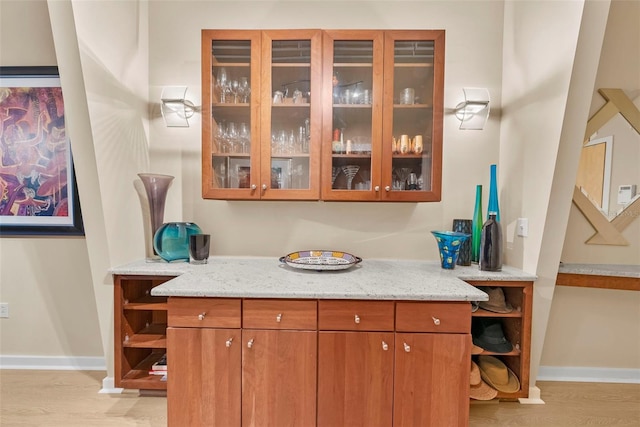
xmin=110 ymin=257 xmax=537 ymax=301
xmin=558 ymin=263 xmax=640 ymax=278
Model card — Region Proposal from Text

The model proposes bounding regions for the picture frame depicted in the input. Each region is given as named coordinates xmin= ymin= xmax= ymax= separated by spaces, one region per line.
xmin=0 ymin=66 xmax=84 ymax=236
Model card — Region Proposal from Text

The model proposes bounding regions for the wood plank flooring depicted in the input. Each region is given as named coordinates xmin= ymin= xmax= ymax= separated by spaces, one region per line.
xmin=1 ymin=370 xmax=639 ymax=426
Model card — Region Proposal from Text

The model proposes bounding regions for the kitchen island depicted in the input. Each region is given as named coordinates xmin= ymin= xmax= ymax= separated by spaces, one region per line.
xmin=111 ymin=257 xmax=536 ymax=427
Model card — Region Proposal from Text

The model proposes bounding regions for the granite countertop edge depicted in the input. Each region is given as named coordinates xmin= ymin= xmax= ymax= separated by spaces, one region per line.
xmin=558 ymin=263 xmax=640 ymax=279
xmin=110 ymin=257 xmax=538 ymax=301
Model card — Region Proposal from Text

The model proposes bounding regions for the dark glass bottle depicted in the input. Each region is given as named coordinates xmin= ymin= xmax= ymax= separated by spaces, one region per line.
xmin=480 ymin=212 xmax=502 ymax=271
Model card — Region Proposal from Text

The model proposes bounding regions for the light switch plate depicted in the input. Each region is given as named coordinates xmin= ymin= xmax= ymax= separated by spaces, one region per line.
xmin=517 ymin=218 xmax=528 ymax=237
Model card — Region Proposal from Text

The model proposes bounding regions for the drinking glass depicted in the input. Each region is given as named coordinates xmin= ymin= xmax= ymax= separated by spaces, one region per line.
xmin=238 ymin=122 xmax=250 ymax=154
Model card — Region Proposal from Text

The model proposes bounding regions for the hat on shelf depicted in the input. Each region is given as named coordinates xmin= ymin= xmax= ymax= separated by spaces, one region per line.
xmin=471 ymin=344 xmax=484 ymax=355
xmin=478 ymin=287 xmax=513 ymax=313
xmin=471 ymin=301 xmax=480 ymax=313
xmin=472 ymin=318 xmax=513 ymax=353
xmin=477 ymin=355 xmax=520 ymax=394
xmin=469 ymin=361 xmax=498 ymax=400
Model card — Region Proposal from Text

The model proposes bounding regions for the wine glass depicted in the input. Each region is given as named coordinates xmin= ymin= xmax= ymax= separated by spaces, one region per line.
xmin=216 ymin=67 xmax=228 ymax=102
xmin=226 ymin=122 xmax=239 ymax=153
xmin=239 ymin=77 xmax=250 ymax=103
xmin=331 ymin=166 xmax=341 ymax=188
xmin=238 ymin=122 xmax=250 ymax=154
xmin=394 ymin=167 xmax=413 ymax=190
xmin=230 ymin=80 xmax=239 ymax=103
xmin=341 ymin=165 xmax=360 ymax=190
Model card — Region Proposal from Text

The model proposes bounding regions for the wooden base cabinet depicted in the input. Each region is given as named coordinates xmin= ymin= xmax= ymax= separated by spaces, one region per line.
xmin=318 ymin=332 xmax=394 ymax=427
xmin=166 ymin=297 xmax=471 ymax=427
xmin=394 ymin=333 xmax=470 ymax=427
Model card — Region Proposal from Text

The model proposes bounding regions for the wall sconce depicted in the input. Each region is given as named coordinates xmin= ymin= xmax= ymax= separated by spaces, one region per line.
xmin=161 ymin=86 xmax=195 ymax=127
xmin=454 ymin=87 xmax=490 ymax=130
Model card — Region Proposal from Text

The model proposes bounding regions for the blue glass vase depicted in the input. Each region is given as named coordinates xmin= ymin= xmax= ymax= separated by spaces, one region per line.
xmin=153 ymin=222 xmax=203 ymax=262
xmin=431 ymin=230 xmax=471 ymax=269
xmin=487 ymin=164 xmax=500 ymax=222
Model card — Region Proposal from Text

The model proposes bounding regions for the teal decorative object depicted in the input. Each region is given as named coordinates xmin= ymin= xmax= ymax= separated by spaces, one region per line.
xmin=153 ymin=222 xmax=203 ymax=262
xmin=472 ymin=185 xmax=483 ymax=263
xmin=431 ymin=231 xmax=471 ymax=269
xmin=487 ymin=164 xmax=500 ymax=222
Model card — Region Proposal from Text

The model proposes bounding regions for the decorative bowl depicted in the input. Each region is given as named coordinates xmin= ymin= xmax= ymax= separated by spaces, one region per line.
xmin=153 ymin=222 xmax=203 ymax=262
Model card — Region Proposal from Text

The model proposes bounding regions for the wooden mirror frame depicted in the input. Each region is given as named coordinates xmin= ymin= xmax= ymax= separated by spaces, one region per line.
xmin=573 ymin=88 xmax=640 ymax=245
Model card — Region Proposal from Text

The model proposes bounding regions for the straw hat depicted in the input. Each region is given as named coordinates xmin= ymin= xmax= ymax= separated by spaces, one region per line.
xmin=469 ymin=360 xmax=498 ymax=400
xmin=478 ymin=287 xmax=513 ymax=313
xmin=477 ymin=355 xmax=520 ymax=393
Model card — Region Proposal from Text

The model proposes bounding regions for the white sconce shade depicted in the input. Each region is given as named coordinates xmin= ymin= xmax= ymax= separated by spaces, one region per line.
xmin=161 ymin=86 xmax=195 ymax=127
xmin=455 ymin=87 xmax=490 ymax=130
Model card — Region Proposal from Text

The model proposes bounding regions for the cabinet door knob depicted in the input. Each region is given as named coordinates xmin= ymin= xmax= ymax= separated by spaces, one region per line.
xmin=225 ymin=338 xmax=233 ymax=348
xmin=382 ymin=341 xmax=389 ymax=351
xmin=262 ymin=184 xmax=267 ymax=190
xmin=251 ymin=184 xmax=257 ymax=190
xmin=432 ymin=316 xmax=441 ymax=326
xmin=404 ymin=342 xmax=411 ymax=353
xmin=276 ymin=313 xmax=282 ymax=322
xmin=385 ymin=186 xmax=390 ymax=192
xmin=247 ymin=338 xmax=254 ymax=349
xmin=374 ymin=185 xmax=380 ymax=192
xmin=198 ymin=312 xmax=206 ymax=320
xmin=354 ymin=314 xmax=361 ymax=324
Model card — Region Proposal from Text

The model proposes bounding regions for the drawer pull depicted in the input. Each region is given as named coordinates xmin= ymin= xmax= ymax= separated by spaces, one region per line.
xmin=225 ymin=338 xmax=233 ymax=348
xmin=276 ymin=313 xmax=282 ymax=322
xmin=404 ymin=342 xmax=411 ymax=353
xmin=198 ymin=312 xmax=206 ymax=321
xmin=247 ymin=338 xmax=254 ymax=349
xmin=432 ymin=316 xmax=441 ymax=326
xmin=354 ymin=314 xmax=361 ymax=324
xmin=382 ymin=341 xmax=389 ymax=351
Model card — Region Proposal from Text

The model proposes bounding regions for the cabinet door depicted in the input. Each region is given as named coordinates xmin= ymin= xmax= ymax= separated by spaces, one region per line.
xmin=321 ymin=30 xmax=384 ymax=201
xmin=260 ymin=30 xmax=323 ymax=200
xmin=381 ymin=31 xmax=444 ymax=202
xmin=393 ymin=333 xmax=470 ymax=427
xmin=242 ymin=330 xmax=317 ymax=427
xmin=202 ymin=30 xmax=261 ymax=199
xmin=167 ymin=327 xmax=241 ymax=427
xmin=318 ymin=331 xmax=394 ymax=427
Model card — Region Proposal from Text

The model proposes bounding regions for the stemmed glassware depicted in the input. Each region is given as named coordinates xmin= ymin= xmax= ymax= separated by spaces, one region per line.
xmin=217 ymin=67 xmax=228 ymax=103
xmin=331 ymin=167 xmax=341 ymax=188
xmin=394 ymin=167 xmax=413 ymax=190
xmin=341 ymin=165 xmax=360 ymax=190
xmin=239 ymin=77 xmax=250 ymax=103
xmin=238 ymin=122 xmax=250 ymax=154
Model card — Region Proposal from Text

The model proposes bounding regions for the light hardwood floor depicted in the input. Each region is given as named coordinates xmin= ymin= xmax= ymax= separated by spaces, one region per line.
xmin=1 ymin=370 xmax=639 ymax=426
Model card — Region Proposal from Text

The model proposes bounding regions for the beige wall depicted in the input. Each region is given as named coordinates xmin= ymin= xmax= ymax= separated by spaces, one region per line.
xmin=541 ymin=0 xmax=640 ymax=372
xmin=2 ymin=0 xmax=635 ymax=390
xmin=0 ymin=1 xmax=102 ymax=361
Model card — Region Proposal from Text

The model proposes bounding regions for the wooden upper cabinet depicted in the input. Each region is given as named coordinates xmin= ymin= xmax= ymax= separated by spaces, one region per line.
xmin=381 ymin=30 xmax=444 ymax=202
xmin=202 ymin=29 xmax=444 ymax=202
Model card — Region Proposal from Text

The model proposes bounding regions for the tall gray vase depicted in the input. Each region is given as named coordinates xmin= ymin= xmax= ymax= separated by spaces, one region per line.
xmin=138 ymin=173 xmax=174 ymax=261
xmin=452 ymin=219 xmax=472 ymax=266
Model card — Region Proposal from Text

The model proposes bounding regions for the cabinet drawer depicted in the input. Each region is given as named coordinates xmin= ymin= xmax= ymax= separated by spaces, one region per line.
xmin=243 ymin=299 xmax=317 ymax=330
xmin=168 ymin=297 xmax=241 ymax=328
xmin=396 ymin=302 xmax=470 ymax=333
xmin=318 ymin=300 xmax=395 ymax=331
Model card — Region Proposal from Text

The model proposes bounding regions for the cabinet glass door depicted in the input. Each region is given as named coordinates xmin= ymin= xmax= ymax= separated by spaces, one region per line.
xmin=322 ymin=31 xmax=383 ymax=201
xmin=203 ymin=30 xmax=261 ymax=199
xmin=260 ymin=30 xmax=322 ymax=200
xmin=382 ymin=31 xmax=444 ymax=202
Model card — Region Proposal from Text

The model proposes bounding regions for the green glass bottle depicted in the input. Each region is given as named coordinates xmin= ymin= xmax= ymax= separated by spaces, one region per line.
xmin=472 ymin=185 xmax=483 ymax=263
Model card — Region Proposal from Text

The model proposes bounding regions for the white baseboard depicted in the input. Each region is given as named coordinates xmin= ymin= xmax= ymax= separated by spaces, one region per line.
xmin=538 ymin=366 xmax=640 ymax=383
xmin=0 ymin=355 xmax=106 ymax=371
xmin=99 ymin=376 xmax=123 ymax=394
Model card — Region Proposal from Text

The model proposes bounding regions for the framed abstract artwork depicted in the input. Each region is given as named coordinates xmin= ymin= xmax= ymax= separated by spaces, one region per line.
xmin=0 ymin=66 xmax=84 ymax=236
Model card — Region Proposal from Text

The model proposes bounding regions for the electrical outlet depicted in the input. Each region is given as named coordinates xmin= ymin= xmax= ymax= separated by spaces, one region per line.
xmin=0 ymin=303 xmax=8 ymax=318
xmin=517 ymin=218 xmax=528 ymax=237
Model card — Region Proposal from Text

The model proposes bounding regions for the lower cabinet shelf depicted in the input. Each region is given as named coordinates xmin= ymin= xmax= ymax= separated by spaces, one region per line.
xmin=114 ymin=275 xmax=174 ymax=390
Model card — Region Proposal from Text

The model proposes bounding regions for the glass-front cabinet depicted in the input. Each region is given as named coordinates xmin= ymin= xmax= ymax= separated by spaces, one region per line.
xmin=381 ymin=31 xmax=444 ymax=202
xmin=202 ymin=30 xmax=444 ymax=202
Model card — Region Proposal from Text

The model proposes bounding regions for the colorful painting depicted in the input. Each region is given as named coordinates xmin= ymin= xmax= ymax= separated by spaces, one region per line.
xmin=0 ymin=67 xmax=83 ymax=236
